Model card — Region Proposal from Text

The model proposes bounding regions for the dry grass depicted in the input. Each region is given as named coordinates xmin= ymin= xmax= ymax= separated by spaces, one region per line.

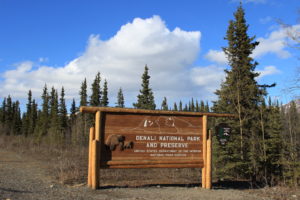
xmin=1 ymin=133 xmax=299 ymax=199
xmin=0 ymin=134 xmax=88 ymax=185
xmin=0 ymin=134 xmax=202 ymax=187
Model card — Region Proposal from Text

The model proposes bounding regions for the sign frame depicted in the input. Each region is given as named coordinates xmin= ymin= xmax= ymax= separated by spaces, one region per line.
xmin=80 ymin=106 xmax=234 ymax=190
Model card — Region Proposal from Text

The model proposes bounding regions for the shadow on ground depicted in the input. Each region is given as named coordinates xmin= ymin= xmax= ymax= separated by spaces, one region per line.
xmin=99 ymin=180 xmax=258 ymax=190
xmin=0 ymin=187 xmax=33 ymax=194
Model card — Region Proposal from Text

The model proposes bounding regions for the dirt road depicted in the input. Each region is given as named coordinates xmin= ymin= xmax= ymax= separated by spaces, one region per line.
xmin=0 ymin=149 xmax=274 ymax=200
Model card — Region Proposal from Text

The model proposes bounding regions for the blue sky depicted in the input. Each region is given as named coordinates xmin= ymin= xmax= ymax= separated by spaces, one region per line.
xmin=0 ymin=0 xmax=299 ymax=109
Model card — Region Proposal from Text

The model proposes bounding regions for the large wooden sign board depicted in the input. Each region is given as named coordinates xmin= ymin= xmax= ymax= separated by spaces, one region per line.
xmin=103 ymin=113 xmax=203 ymax=168
xmin=80 ymin=106 xmax=234 ymax=190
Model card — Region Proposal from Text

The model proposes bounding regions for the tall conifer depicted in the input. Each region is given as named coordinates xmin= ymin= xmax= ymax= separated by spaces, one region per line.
xmin=29 ymin=99 xmax=37 ymax=135
xmin=173 ymin=102 xmax=178 ymax=111
xmin=35 ymin=84 xmax=50 ymax=137
xmin=59 ymin=87 xmax=68 ymax=131
xmin=79 ymin=78 xmax=88 ymax=139
xmin=3 ymin=95 xmax=13 ymax=135
xmin=49 ymin=87 xmax=60 ymax=140
xmin=0 ymin=98 xmax=6 ymax=123
xmin=133 ymin=65 xmax=156 ymax=110
xmin=80 ymin=78 xmax=88 ymax=106
xmin=23 ymin=90 xmax=32 ymax=136
xmin=70 ymin=98 xmax=77 ymax=123
xmin=102 ymin=79 xmax=109 ymax=107
xmin=12 ymin=100 xmax=22 ymax=135
xmin=179 ymin=100 xmax=183 ymax=111
xmin=90 ymin=72 xmax=101 ymax=107
xmin=282 ymin=101 xmax=300 ymax=185
xmin=161 ymin=97 xmax=168 ymax=110
xmin=213 ymin=4 xmax=265 ymax=180
xmin=116 ymin=88 xmax=125 ymax=108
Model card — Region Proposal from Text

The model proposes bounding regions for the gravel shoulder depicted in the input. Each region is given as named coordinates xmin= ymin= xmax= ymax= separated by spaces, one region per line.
xmin=0 ymin=148 xmax=276 ymax=200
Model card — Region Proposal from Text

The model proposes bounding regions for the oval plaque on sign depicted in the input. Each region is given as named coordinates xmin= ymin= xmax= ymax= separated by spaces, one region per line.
xmin=216 ymin=123 xmax=231 ymax=145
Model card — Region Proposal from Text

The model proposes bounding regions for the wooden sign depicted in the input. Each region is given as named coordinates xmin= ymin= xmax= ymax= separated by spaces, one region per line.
xmin=102 ymin=113 xmax=203 ymax=168
xmin=80 ymin=106 xmax=234 ymax=190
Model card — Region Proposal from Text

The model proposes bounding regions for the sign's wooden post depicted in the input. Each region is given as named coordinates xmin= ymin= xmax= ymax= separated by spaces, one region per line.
xmin=91 ymin=139 xmax=98 ymax=189
xmin=206 ymin=129 xmax=212 ymax=189
xmin=95 ymin=111 xmax=101 ymax=141
xmin=92 ymin=111 xmax=101 ymax=189
xmin=88 ymin=127 xmax=95 ymax=187
xmin=202 ymin=115 xmax=207 ymax=188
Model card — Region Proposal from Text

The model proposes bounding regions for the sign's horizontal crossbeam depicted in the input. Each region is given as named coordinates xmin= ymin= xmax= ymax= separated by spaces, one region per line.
xmin=80 ymin=106 xmax=235 ymax=117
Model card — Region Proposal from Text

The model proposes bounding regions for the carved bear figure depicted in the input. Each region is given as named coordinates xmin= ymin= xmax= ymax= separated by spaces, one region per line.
xmin=105 ymin=134 xmax=125 ymax=151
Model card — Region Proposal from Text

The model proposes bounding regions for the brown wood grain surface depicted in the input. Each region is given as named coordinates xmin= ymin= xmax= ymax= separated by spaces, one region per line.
xmin=100 ymin=113 xmax=204 ymax=168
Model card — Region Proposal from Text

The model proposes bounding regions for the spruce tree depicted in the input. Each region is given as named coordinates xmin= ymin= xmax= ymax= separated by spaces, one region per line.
xmin=200 ymin=100 xmax=205 ymax=112
xmin=79 ymin=78 xmax=88 ymax=141
xmin=196 ymin=100 xmax=200 ymax=112
xmin=102 ymin=79 xmax=109 ymax=107
xmin=12 ymin=100 xmax=22 ymax=135
xmin=179 ymin=100 xmax=183 ymax=111
xmin=161 ymin=97 xmax=168 ymax=110
xmin=282 ymin=101 xmax=300 ymax=186
xmin=264 ymin=98 xmax=284 ymax=184
xmin=68 ymin=98 xmax=77 ymax=144
xmin=24 ymin=90 xmax=37 ymax=136
xmin=133 ymin=65 xmax=156 ymax=110
xmin=35 ymin=84 xmax=50 ymax=138
xmin=29 ymin=99 xmax=37 ymax=135
xmin=116 ymin=88 xmax=125 ymax=108
xmin=88 ymin=72 xmax=102 ymax=127
xmin=183 ymin=104 xmax=188 ymax=111
xmin=23 ymin=90 xmax=32 ymax=136
xmin=70 ymin=98 xmax=77 ymax=123
xmin=59 ymin=87 xmax=68 ymax=131
xmin=213 ymin=4 xmax=265 ymax=180
xmin=191 ymin=98 xmax=195 ymax=112
xmin=49 ymin=87 xmax=60 ymax=141
xmin=80 ymin=78 xmax=88 ymax=106
xmin=0 ymin=98 xmax=6 ymax=123
xmin=5 ymin=95 xmax=13 ymax=135
xmin=173 ymin=102 xmax=178 ymax=111
xmin=0 ymin=98 xmax=8 ymax=135
xmin=90 ymin=72 xmax=101 ymax=107
xmin=205 ymin=101 xmax=210 ymax=112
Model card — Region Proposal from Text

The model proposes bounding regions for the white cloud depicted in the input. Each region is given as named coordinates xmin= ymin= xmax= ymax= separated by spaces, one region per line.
xmin=0 ymin=16 xmax=203 ymax=106
xmin=204 ymin=24 xmax=300 ymax=64
xmin=257 ymin=65 xmax=281 ymax=79
xmin=189 ymin=65 xmax=280 ymax=96
xmin=204 ymin=50 xmax=227 ymax=65
xmin=190 ymin=65 xmax=225 ymax=95
xmin=252 ymin=25 xmax=299 ymax=58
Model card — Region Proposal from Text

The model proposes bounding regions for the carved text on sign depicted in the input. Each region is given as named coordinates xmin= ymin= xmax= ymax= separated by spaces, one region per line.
xmin=101 ymin=113 xmax=203 ymax=167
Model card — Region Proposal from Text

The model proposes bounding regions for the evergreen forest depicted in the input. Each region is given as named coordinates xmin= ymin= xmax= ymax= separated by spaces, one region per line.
xmin=0 ymin=5 xmax=299 ymax=186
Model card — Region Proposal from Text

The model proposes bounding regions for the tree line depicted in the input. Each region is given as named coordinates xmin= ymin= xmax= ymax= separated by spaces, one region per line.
xmin=0 ymin=66 xmax=209 ymax=145
xmin=0 ymin=4 xmax=299 ymax=186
